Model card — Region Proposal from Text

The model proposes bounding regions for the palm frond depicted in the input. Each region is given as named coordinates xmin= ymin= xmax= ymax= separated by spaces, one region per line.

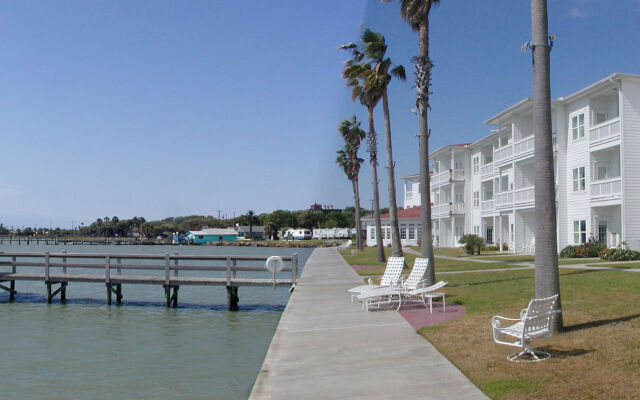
xmin=391 ymin=65 xmax=407 ymax=81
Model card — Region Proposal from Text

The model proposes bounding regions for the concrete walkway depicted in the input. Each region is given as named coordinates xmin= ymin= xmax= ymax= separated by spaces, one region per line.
xmin=249 ymin=248 xmax=488 ymax=400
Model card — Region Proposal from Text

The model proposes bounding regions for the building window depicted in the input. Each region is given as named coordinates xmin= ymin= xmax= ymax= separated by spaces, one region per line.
xmin=417 ymin=224 xmax=421 ymax=240
xmin=572 ymin=113 xmax=585 ymax=140
xmin=370 ymin=227 xmax=375 ymax=240
xmin=573 ymin=167 xmax=586 ymax=192
xmin=473 ymin=156 xmax=479 ymax=174
xmin=400 ymin=225 xmax=407 ymax=240
xmin=574 ymin=220 xmax=587 ymax=244
xmin=386 ymin=226 xmax=390 ymax=240
xmin=408 ymin=224 xmax=415 ymax=240
xmin=473 ymin=191 xmax=480 ymax=207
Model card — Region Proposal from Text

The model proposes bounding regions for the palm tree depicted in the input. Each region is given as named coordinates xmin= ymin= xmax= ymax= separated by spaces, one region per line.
xmin=243 ymin=210 xmax=259 ymax=239
xmin=337 ymin=116 xmax=366 ymax=250
xmin=387 ymin=0 xmax=440 ymax=284
xmin=342 ymin=30 xmax=406 ymax=258
xmin=340 ymin=56 xmax=386 ymax=262
xmin=530 ymin=0 xmax=562 ymax=332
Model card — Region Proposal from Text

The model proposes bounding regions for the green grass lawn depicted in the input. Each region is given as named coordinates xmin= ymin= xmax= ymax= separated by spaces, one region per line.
xmin=594 ymin=262 xmax=640 ymax=269
xmin=418 ymin=268 xmax=640 ymax=399
xmin=473 ymin=255 xmax=604 ymax=265
xmin=340 ymin=247 xmax=527 ymax=276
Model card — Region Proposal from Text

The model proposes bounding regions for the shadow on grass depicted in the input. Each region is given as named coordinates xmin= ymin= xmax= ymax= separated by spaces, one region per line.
xmin=537 ymin=347 xmax=594 ymax=359
xmin=564 ymin=313 xmax=640 ymax=332
xmin=453 ymin=269 xmax=597 ymax=288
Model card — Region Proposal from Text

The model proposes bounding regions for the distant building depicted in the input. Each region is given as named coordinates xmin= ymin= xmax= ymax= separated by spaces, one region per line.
xmin=235 ymin=225 xmax=265 ymax=239
xmin=312 ymin=228 xmax=352 ymax=239
xmin=309 ymin=203 xmax=342 ymax=213
xmin=186 ymin=228 xmax=238 ymax=244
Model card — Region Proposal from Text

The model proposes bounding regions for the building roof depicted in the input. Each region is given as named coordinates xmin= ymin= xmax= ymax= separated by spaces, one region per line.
xmin=235 ymin=225 xmax=265 ymax=233
xmin=363 ymin=206 xmax=421 ymax=221
xmin=429 ymin=143 xmax=472 ymax=158
xmin=188 ymin=228 xmax=238 ymax=236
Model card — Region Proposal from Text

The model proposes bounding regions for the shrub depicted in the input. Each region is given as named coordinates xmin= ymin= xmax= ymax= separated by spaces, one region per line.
xmin=560 ymin=242 xmax=606 ymax=258
xmin=458 ymin=234 xmax=485 ymax=255
xmin=600 ymin=243 xmax=640 ymax=261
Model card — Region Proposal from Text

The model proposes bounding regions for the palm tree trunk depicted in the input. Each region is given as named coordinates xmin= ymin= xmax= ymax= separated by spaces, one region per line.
xmin=418 ymin=21 xmax=435 ymax=285
xmin=382 ymin=89 xmax=403 ymax=257
xmin=368 ymin=107 xmax=386 ymax=263
xmin=531 ymin=0 xmax=562 ymax=332
xmin=353 ymin=178 xmax=364 ymax=250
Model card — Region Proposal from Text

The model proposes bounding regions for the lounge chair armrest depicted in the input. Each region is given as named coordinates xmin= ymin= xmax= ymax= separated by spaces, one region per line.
xmin=520 ymin=309 xmax=528 ymax=319
xmin=491 ymin=315 xmax=522 ymax=328
xmin=366 ymin=275 xmax=383 ymax=285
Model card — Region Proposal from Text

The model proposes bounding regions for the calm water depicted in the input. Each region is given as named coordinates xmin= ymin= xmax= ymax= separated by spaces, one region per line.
xmin=0 ymin=244 xmax=313 ymax=400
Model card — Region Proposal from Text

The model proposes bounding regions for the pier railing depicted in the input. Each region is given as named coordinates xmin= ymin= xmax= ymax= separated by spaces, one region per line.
xmin=0 ymin=251 xmax=298 ymax=310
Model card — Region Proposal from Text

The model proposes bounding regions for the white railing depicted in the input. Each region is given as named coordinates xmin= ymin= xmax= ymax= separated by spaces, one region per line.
xmin=590 ymin=177 xmax=622 ymax=199
xmin=452 ymin=202 xmax=465 ymax=214
xmin=452 ymin=169 xmax=465 ymax=181
xmin=495 ymin=191 xmax=513 ymax=207
xmin=431 ymin=203 xmax=449 ymax=216
xmin=514 ymin=186 xmax=535 ymax=203
xmin=481 ymin=200 xmax=494 ymax=211
xmin=405 ymin=191 xmax=413 ymax=201
xmin=514 ymin=135 xmax=535 ymax=157
xmin=590 ymin=118 xmax=621 ymax=143
xmin=494 ymin=145 xmax=513 ymax=163
xmin=431 ymin=170 xmax=448 ymax=186
xmin=481 ymin=163 xmax=493 ymax=177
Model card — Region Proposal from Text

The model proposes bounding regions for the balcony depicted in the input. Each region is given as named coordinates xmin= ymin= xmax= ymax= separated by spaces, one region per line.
xmin=514 ymin=186 xmax=535 ymax=204
xmin=495 ymin=191 xmax=513 ymax=208
xmin=494 ymin=145 xmax=513 ymax=164
xmin=431 ymin=202 xmax=465 ymax=217
xmin=590 ymin=118 xmax=621 ymax=147
xmin=591 ymin=177 xmax=622 ymax=203
xmin=480 ymin=199 xmax=495 ymax=214
xmin=514 ymin=135 xmax=535 ymax=158
xmin=481 ymin=163 xmax=494 ymax=178
xmin=431 ymin=169 xmax=465 ymax=187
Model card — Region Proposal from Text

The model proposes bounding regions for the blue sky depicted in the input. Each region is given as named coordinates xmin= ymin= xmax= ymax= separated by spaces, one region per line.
xmin=1 ymin=0 xmax=640 ymax=228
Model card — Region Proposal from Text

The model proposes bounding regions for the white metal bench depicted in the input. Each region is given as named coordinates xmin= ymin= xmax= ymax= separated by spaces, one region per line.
xmin=491 ymin=294 xmax=559 ymax=362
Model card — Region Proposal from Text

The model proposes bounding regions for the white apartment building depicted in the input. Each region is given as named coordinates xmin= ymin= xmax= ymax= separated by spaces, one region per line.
xmin=365 ymin=73 xmax=640 ymax=251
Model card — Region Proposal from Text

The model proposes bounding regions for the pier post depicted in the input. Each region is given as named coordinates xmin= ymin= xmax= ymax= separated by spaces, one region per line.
xmin=107 ymin=284 xmax=112 ymax=305
xmin=105 ymin=256 xmax=111 ymax=305
xmin=226 ymin=286 xmax=239 ymax=311
xmin=46 ymin=282 xmax=52 ymax=304
xmin=9 ymin=281 xmax=15 ymax=301
xmin=10 ymin=255 xmax=16 ymax=301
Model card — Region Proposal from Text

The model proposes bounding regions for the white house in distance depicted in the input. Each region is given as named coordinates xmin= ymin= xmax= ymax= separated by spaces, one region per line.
xmin=365 ymin=73 xmax=640 ymax=251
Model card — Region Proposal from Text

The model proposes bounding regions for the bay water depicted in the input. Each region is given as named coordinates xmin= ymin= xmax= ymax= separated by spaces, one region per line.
xmin=0 ymin=244 xmax=313 ymax=399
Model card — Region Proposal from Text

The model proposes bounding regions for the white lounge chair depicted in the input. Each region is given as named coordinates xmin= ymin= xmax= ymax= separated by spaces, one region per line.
xmin=358 ymin=276 xmax=447 ymax=313
xmin=491 ymin=294 xmax=559 ymax=362
xmin=355 ymin=258 xmax=429 ymax=308
xmin=347 ymin=257 xmax=404 ymax=302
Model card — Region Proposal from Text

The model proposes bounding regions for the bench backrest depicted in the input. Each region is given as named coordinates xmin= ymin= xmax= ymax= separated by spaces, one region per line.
xmin=404 ymin=258 xmax=429 ymax=290
xmin=523 ymin=294 xmax=558 ymax=337
xmin=379 ymin=257 xmax=405 ymax=286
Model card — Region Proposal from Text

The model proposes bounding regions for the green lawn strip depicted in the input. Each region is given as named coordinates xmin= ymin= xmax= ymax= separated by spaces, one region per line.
xmin=594 ymin=262 xmax=640 ymax=269
xmin=340 ymin=246 xmax=417 ymax=267
xmin=417 ymin=269 xmax=640 ymax=399
xmin=472 ymin=255 xmax=604 ymax=265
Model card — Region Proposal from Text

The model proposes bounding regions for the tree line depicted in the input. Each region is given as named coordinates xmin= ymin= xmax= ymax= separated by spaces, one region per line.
xmin=0 ymin=208 xmax=365 ymax=239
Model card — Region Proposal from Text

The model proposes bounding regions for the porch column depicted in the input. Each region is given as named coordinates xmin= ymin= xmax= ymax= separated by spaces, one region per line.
xmin=499 ymin=215 xmax=503 ymax=252
xmin=451 ymin=216 xmax=455 ymax=247
xmin=492 ymin=215 xmax=496 ymax=245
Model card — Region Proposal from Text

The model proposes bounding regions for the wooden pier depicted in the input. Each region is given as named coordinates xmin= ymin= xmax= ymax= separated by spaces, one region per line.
xmin=0 ymin=251 xmax=298 ymax=310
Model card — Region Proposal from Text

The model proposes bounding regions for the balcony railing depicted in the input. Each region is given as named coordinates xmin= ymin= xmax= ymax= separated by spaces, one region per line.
xmin=514 ymin=186 xmax=535 ymax=203
xmin=590 ymin=118 xmax=621 ymax=143
xmin=405 ymin=191 xmax=413 ymax=201
xmin=514 ymin=135 xmax=535 ymax=157
xmin=495 ymin=191 xmax=513 ymax=208
xmin=451 ymin=169 xmax=465 ymax=181
xmin=494 ymin=145 xmax=513 ymax=163
xmin=591 ymin=177 xmax=621 ymax=199
xmin=481 ymin=200 xmax=494 ymax=211
xmin=431 ymin=202 xmax=465 ymax=216
xmin=481 ymin=163 xmax=493 ymax=177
